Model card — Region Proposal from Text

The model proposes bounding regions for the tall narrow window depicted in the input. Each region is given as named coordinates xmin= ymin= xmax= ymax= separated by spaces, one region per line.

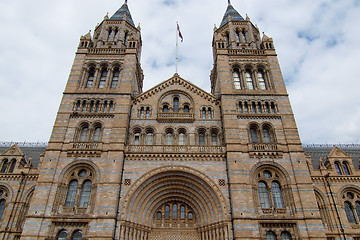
xmin=179 ymin=133 xmax=185 ymax=145
xmin=258 ymin=181 xmax=271 ymax=208
xmin=98 ymin=68 xmax=107 ymax=88
xmin=72 ymin=230 xmax=82 ymax=240
xmin=78 ymin=180 xmax=92 ymax=208
xmin=233 ymin=69 xmax=241 ymax=89
xmin=173 ymin=97 xmax=179 ymax=112
xmin=202 ymin=108 xmax=206 ymax=119
xmin=257 ymin=71 xmax=266 ymax=90
xmin=146 ymin=107 xmax=150 ymax=118
xmin=343 ymin=162 xmax=351 ymax=175
xmin=103 ymin=101 xmax=108 ymax=112
xmin=81 ymin=101 xmax=86 ymax=112
xmin=252 ymin=102 xmax=257 ymax=114
xmin=86 ymin=68 xmax=95 ymax=88
xmin=0 ymin=160 xmax=8 ymax=173
xmin=188 ymin=212 xmax=193 ymax=220
xmin=270 ymin=102 xmax=276 ymax=113
xmin=250 ymin=127 xmax=258 ymax=143
xmin=245 ymin=71 xmax=254 ymax=90
xmin=109 ymin=101 xmax=114 ymax=112
xmin=146 ymin=132 xmax=153 ymax=145
xmin=89 ymin=101 xmax=94 ymax=112
xmin=140 ymin=107 xmax=145 ymax=119
xmin=239 ymin=102 xmax=243 ymax=114
xmin=199 ymin=132 xmax=205 ymax=146
xmin=107 ymin=28 xmax=112 ymax=41
xmin=163 ymin=105 xmax=169 ymax=113
xmin=166 ymin=132 xmax=173 ymax=145
xmin=172 ymin=204 xmax=177 ymax=219
xmin=57 ymin=230 xmax=68 ymax=240
xmin=355 ymin=201 xmax=360 ymax=220
xmin=244 ymin=102 xmax=249 ymax=113
xmin=334 ymin=162 xmax=342 ymax=175
xmin=344 ymin=201 xmax=356 ymax=223
xmin=208 ymin=108 xmax=212 ymax=119
xmin=134 ymin=132 xmax=140 ymax=145
xmin=111 ymin=68 xmax=120 ymax=88
xmin=272 ymin=181 xmax=285 ymax=208
xmin=265 ymin=102 xmax=270 ymax=113
xmin=180 ymin=205 xmax=185 ymax=219
xmin=156 ymin=212 xmax=162 ymax=219
xmin=165 ymin=205 xmax=170 ymax=219
xmin=65 ymin=180 xmax=78 ymax=207
xmin=263 ymin=128 xmax=271 ymax=143
xmin=76 ymin=101 xmax=81 ymax=111
xmin=258 ymin=102 xmax=262 ymax=113
xmin=124 ymin=31 xmax=128 ymax=46
xmin=183 ymin=105 xmax=189 ymax=113
xmin=211 ymin=132 xmax=218 ymax=146
xmin=8 ymin=160 xmax=16 ymax=173
xmin=93 ymin=127 xmax=101 ymax=142
xmin=95 ymin=101 xmax=100 ymax=112
xmin=80 ymin=127 xmax=89 ymax=142
xmin=0 ymin=199 xmax=5 ymax=220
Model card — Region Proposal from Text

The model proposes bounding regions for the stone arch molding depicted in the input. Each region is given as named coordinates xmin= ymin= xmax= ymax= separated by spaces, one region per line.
xmin=121 ymin=165 xmax=229 ymax=227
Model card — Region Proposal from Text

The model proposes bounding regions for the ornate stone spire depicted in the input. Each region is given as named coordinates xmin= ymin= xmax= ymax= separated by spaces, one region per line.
xmin=110 ymin=0 xmax=135 ymax=27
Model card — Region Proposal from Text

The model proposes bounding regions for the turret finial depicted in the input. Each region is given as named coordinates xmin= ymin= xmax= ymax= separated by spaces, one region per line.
xmin=228 ymin=0 xmax=231 ymax=5
xmin=125 ymin=0 xmax=128 ymax=4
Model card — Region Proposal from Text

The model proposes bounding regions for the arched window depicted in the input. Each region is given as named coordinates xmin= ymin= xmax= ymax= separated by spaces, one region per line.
xmin=86 ymin=68 xmax=95 ymax=88
xmin=355 ymin=201 xmax=360 ymax=220
xmin=140 ymin=107 xmax=145 ymax=119
xmin=179 ymin=132 xmax=186 ymax=145
xmin=166 ymin=131 xmax=173 ymax=145
xmin=258 ymin=181 xmax=271 ymax=208
xmin=250 ymin=126 xmax=258 ymax=143
xmin=133 ymin=131 xmax=141 ymax=145
xmin=164 ymin=205 xmax=170 ymax=219
xmin=8 ymin=160 xmax=16 ymax=173
xmin=78 ymin=180 xmax=92 ymax=208
xmin=271 ymin=102 xmax=276 ymax=113
xmin=263 ymin=127 xmax=271 ymax=143
xmin=146 ymin=107 xmax=150 ymax=118
xmin=173 ymin=97 xmax=179 ymax=112
xmin=257 ymin=71 xmax=266 ymax=90
xmin=180 ymin=205 xmax=185 ymax=219
xmin=72 ymin=230 xmax=82 ymax=240
xmin=239 ymin=102 xmax=243 ymax=114
xmin=65 ymin=180 xmax=78 ymax=207
xmin=156 ymin=212 xmax=162 ymax=219
xmin=211 ymin=131 xmax=218 ymax=146
xmin=172 ymin=204 xmax=177 ymax=219
xmin=93 ymin=126 xmax=102 ymax=142
xmin=244 ymin=102 xmax=249 ymax=113
xmin=245 ymin=71 xmax=254 ymax=90
xmin=252 ymin=102 xmax=257 ymax=114
xmin=0 ymin=199 xmax=5 ymax=220
xmin=345 ymin=201 xmax=357 ymax=223
xmin=0 ymin=160 xmax=8 ymax=173
xmin=281 ymin=231 xmax=292 ymax=240
xmin=183 ymin=105 xmax=190 ymax=113
xmin=343 ymin=162 xmax=351 ymax=175
xmin=95 ymin=101 xmax=100 ymax=112
xmin=265 ymin=102 xmax=270 ymax=113
xmin=208 ymin=108 xmax=212 ymax=119
xmin=75 ymin=100 xmax=81 ymax=111
xmin=266 ymin=231 xmax=276 ymax=240
xmin=57 ymin=230 xmax=68 ymax=240
xmin=233 ymin=69 xmax=241 ymax=89
xmin=89 ymin=101 xmax=94 ymax=112
xmin=202 ymin=107 xmax=206 ymax=119
xmin=163 ymin=105 xmax=169 ymax=113
xmin=146 ymin=131 xmax=153 ymax=145
xmin=79 ymin=126 xmax=89 ymax=142
xmin=334 ymin=162 xmax=342 ymax=175
xmin=109 ymin=101 xmax=114 ymax=112
xmin=272 ymin=181 xmax=285 ymax=208
xmin=98 ymin=68 xmax=107 ymax=88
xmin=188 ymin=212 xmax=193 ymax=219
xmin=198 ymin=132 xmax=205 ymax=146
xmin=111 ymin=68 xmax=120 ymax=88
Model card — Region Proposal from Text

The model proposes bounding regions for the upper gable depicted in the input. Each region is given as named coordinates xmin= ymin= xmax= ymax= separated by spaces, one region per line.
xmin=0 ymin=144 xmax=24 ymax=157
xmin=327 ymin=146 xmax=351 ymax=159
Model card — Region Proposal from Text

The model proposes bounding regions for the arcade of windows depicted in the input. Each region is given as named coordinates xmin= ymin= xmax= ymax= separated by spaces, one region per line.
xmin=161 ymin=96 xmax=191 ymax=114
xmin=139 ymin=106 xmax=151 ymax=119
xmin=238 ymin=100 xmax=277 ymax=115
xmin=232 ymin=66 xmax=269 ymax=90
xmin=154 ymin=202 xmax=195 ymax=226
xmin=249 ymin=123 xmax=276 ymax=144
xmin=131 ymin=127 xmax=220 ymax=146
xmin=83 ymin=63 xmax=120 ymax=89
xmin=334 ymin=161 xmax=352 ymax=175
xmin=74 ymin=99 xmax=115 ymax=114
xmin=0 ymin=158 xmax=17 ymax=173
xmin=342 ymin=190 xmax=360 ymax=224
xmin=75 ymin=122 xmax=103 ymax=142
xmin=201 ymin=106 xmax=213 ymax=119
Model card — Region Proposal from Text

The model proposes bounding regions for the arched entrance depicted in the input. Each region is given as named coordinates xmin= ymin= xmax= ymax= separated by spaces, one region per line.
xmin=119 ymin=166 xmax=231 ymax=240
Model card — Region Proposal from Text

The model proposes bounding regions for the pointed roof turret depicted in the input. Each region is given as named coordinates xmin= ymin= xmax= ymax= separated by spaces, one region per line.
xmin=220 ymin=2 xmax=245 ymax=27
xmin=110 ymin=0 xmax=135 ymax=27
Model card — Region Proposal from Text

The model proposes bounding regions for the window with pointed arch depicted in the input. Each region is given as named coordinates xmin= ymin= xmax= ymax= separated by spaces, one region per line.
xmin=85 ymin=67 xmax=95 ymax=88
xmin=257 ymin=69 xmax=267 ymax=90
xmin=111 ymin=67 xmax=120 ymax=88
xmin=342 ymin=190 xmax=360 ymax=224
xmin=334 ymin=161 xmax=352 ymax=175
xmin=0 ymin=188 xmax=8 ymax=220
xmin=245 ymin=70 xmax=254 ymax=90
xmin=255 ymin=168 xmax=292 ymax=213
xmin=0 ymin=159 xmax=8 ymax=173
xmin=8 ymin=159 xmax=16 ymax=173
xmin=63 ymin=167 xmax=95 ymax=210
xmin=233 ymin=68 xmax=241 ymax=89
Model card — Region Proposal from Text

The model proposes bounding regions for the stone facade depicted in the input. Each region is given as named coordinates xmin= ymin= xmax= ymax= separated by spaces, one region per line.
xmin=0 ymin=2 xmax=359 ymax=240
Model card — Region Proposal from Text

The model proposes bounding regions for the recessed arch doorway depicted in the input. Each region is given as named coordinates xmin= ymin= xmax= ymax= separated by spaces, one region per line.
xmin=119 ymin=166 xmax=231 ymax=240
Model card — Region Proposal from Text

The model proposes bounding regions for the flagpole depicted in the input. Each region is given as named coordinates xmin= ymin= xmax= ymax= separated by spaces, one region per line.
xmin=176 ymin=21 xmax=179 ymax=74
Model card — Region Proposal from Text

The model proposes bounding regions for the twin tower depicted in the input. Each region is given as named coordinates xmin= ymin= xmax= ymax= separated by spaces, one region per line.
xmin=17 ymin=1 xmax=330 ymax=240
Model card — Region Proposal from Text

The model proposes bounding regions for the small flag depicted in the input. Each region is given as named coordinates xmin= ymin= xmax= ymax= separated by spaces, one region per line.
xmin=177 ymin=23 xmax=183 ymax=42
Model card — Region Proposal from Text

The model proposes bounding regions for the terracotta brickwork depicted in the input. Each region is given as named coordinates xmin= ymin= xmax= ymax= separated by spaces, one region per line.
xmin=0 ymin=2 xmax=359 ymax=240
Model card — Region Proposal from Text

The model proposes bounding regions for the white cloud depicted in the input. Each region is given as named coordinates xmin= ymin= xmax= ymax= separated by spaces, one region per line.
xmin=0 ymin=0 xmax=359 ymax=144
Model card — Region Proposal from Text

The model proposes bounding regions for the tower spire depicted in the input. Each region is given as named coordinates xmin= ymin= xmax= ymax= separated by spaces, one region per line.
xmin=228 ymin=0 xmax=231 ymax=5
xmin=110 ymin=0 xmax=135 ymax=27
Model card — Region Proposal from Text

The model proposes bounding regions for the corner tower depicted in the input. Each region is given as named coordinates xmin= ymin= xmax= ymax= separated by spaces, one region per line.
xmin=21 ymin=2 xmax=143 ymax=239
xmin=211 ymin=2 xmax=327 ymax=239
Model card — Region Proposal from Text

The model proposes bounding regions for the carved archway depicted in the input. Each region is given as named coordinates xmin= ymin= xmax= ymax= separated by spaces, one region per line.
xmin=119 ymin=166 xmax=231 ymax=240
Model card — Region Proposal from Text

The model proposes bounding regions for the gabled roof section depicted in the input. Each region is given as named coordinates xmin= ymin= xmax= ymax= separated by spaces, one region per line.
xmin=220 ymin=3 xmax=245 ymax=27
xmin=327 ymin=145 xmax=351 ymax=159
xmin=0 ymin=144 xmax=24 ymax=157
xmin=133 ymin=74 xmax=219 ymax=105
xmin=110 ymin=1 xmax=135 ymax=27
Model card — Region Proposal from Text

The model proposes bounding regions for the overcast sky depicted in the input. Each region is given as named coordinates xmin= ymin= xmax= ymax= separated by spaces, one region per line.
xmin=0 ymin=0 xmax=359 ymax=144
